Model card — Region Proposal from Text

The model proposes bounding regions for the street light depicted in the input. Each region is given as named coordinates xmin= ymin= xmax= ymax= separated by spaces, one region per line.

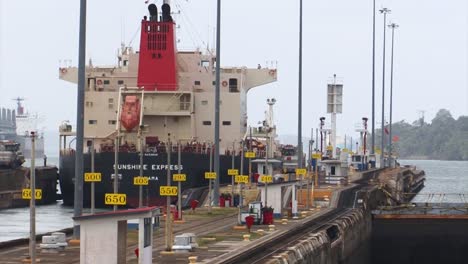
xmin=388 ymin=22 xmax=399 ymax=164
xmin=379 ymin=7 xmax=391 ymax=168
xmin=297 ymin=0 xmax=303 ymax=169
xmin=74 ymin=0 xmax=87 ymax=239
xmin=371 ymin=0 xmax=376 ymax=156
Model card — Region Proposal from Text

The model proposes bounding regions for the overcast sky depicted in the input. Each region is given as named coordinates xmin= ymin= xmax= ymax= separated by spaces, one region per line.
xmin=1 ymin=0 xmax=467 ymax=146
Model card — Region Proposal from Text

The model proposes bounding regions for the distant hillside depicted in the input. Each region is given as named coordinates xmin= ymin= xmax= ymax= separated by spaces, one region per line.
xmin=376 ymin=109 xmax=468 ymax=161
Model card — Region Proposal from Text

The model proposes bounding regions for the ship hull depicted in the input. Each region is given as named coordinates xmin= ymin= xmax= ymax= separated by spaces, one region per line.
xmin=0 ymin=166 xmax=59 ymax=209
xmin=59 ymin=152 xmax=247 ymax=208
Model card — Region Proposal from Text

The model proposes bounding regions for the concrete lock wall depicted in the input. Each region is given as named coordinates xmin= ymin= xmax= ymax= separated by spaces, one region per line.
xmin=266 ymin=209 xmax=371 ymax=264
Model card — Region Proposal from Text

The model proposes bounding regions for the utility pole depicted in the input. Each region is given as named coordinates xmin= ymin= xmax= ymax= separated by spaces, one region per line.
xmin=297 ymin=0 xmax=303 ymax=169
xmin=177 ymin=142 xmax=182 ymax=219
xmin=371 ymin=0 xmax=376 ymax=156
xmin=139 ymin=131 xmax=144 ymax=208
xmin=29 ymin=132 xmax=36 ymax=264
xmin=113 ymin=136 xmax=119 ymax=211
xmin=73 ymin=0 xmax=87 ymax=238
xmin=388 ymin=22 xmax=399 ymax=162
xmin=239 ymin=140 xmax=244 ymax=209
xmin=380 ymin=7 xmax=391 ymax=168
xmin=231 ymin=141 xmax=235 ymax=197
xmin=209 ymin=142 xmax=213 ymax=213
xmin=165 ymin=136 xmax=172 ymax=251
xmin=90 ymin=138 xmax=95 ymax=214
xmin=213 ymin=0 xmax=221 ymax=206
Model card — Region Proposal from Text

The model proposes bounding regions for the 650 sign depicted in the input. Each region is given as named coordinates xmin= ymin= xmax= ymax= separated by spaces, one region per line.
xmin=104 ymin=193 xmax=127 ymax=205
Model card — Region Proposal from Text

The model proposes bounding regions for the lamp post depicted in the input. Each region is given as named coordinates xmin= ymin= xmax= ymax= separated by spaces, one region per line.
xmin=73 ymin=0 xmax=86 ymax=238
xmin=379 ymin=7 xmax=391 ymax=168
xmin=371 ymin=0 xmax=376 ymax=156
xmin=297 ymin=0 xmax=303 ymax=169
xmin=388 ymin=22 xmax=399 ymax=164
xmin=213 ymin=0 xmax=221 ymax=207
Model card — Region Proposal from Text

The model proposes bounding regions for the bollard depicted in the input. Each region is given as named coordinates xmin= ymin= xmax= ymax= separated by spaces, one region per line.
xmin=268 ymin=225 xmax=276 ymax=231
xmin=243 ymin=234 xmax=251 ymax=241
xmin=301 ymin=211 xmax=308 ymax=218
xmin=257 ymin=229 xmax=264 ymax=235
xmin=281 ymin=218 xmax=288 ymax=225
xmin=188 ymin=256 xmax=198 ymax=263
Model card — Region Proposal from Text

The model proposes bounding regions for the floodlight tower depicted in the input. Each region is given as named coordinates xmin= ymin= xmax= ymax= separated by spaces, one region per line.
xmin=379 ymin=7 xmax=391 ymax=168
xmin=388 ymin=22 xmax=399 ymax=158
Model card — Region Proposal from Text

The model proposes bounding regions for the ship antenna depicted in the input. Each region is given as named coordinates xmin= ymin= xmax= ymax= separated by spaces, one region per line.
xmin=12 ymin=97 xmax=25 ymax=114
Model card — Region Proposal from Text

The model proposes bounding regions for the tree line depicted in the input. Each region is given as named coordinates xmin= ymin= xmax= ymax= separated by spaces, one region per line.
xmin=373 ymin=109 xmax=468 ymax=161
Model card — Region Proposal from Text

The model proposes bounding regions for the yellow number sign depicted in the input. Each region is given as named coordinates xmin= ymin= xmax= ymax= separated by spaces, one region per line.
xmin=104 ymin=193 xmax=126 ymax=205
xmin=160 ymin=186 xmax=178 ymax=196
xmin=205 ymin=172 xmax=216 ymax=179
xmin=84 ymin=172 xmax=102 ymax=182
xmin=22 ymin=189 xmax=42 ymax=200
xmin=173 ymin=174 xmax=186 ymax=182
xmin=312 ymin=153 xmax=322 ymax=159
xmin=228 ymin=169 xmax=239 ymax=176
xmin=245 ymin=152 xmax=256 ymax=158
xmin=296 ymin=168 xmax=307 ymax=176
xmin=235 ymin=175 xmax=249 ymax=184
xmin=133 ymin=176 xmax=149 ymax=185
xmin=260 ymin=175 xmax=273 ymax=183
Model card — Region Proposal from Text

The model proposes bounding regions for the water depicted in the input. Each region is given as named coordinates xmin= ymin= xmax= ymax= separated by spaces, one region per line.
xmin=0 ymin=203 xmax=74 ymax=242
xmin=400 ymin=160 xmax=468 ymax=203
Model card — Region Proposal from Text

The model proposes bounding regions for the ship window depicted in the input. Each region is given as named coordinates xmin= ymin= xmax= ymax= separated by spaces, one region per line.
xmin=86 ymin=101 xmax=93 ymax=107
xmin=104 ymin=80 xmax=110 ymax=85
xmin=222 ymin=121 xmax=231 ymax=126
xmin=203 ymin=121 xmax=211 ymax=126
xmin=229 ymin=78 xmax=239 ymax=93
xmin=201 ymin=60 xmax=210 ymax=67
xmin=331 ymin=166 xmax=336 ymax=175
xmin=212 ymin=81 xmax=216 ymax=86
xmin=194 ymin=81 xmax=201 ymax=86
xmin=108 ymin=120 xmax=116 ymax=125
xmin=118 ymin=80 xmax=124 ymax=85
xmin=108 ymin=98 xmax=114 ymax=109
xmin=89 ymin=120 xmax=97 ymax=125
xmin=201 ymin=100 xmax=208 ymax=106
xmin=180 ymin=95 xmax=190 ymax=111
xmin=123 ymin=60 xmax=128 ymax=66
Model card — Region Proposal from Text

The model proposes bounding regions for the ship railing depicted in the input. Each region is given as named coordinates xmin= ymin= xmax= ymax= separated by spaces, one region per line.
xmin=60 ymin=148 xmax=76 ymax=155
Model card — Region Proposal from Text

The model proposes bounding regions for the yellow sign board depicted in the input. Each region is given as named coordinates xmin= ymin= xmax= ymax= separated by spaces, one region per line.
xmin=105 ymin=193 xmax=126 ymax=205
xmin=22 ymin=189 xmax=42 ymax=200
xmin=227 ymin=169 xmax=239 ymax=176
xmin=296 ymin=168 xmax=307 ymax=175
xmin=245 ymin=152 xmax=256 ymax=158
xmin=173 ymin=174 xmax=186 ymax=182
xmin=160 ymin=186 xmax=178 ymax=196
xmin=235 ymin=175 xmax=249 ymax=184
xmin=312 ymin=153 xmax=322 ymax=159
xmin=133 ymin=176 xmax=149 ymax=185
xmin=342 ymin=148 xmax=349 ymax=153
xmin=84 ymin=172 xmax=102 ymax=182
xmin=326 ymin=145 xmax=333 ymax=151
xmin=205 ymin=172 xmax=217 ymax=179
xmin=260 ymin=175 xmax=273 ymax=183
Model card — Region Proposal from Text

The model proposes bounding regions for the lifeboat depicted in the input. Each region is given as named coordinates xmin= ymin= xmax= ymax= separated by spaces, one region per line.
xmin=120 ymin=95 xmax=141 ymax=132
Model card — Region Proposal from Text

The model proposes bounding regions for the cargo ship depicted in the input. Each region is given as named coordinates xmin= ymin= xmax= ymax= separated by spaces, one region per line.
xmin=0 ymin=99 xmax=45 ymax=159
xmin=58 ymin=2 xmax=279 ymax=208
